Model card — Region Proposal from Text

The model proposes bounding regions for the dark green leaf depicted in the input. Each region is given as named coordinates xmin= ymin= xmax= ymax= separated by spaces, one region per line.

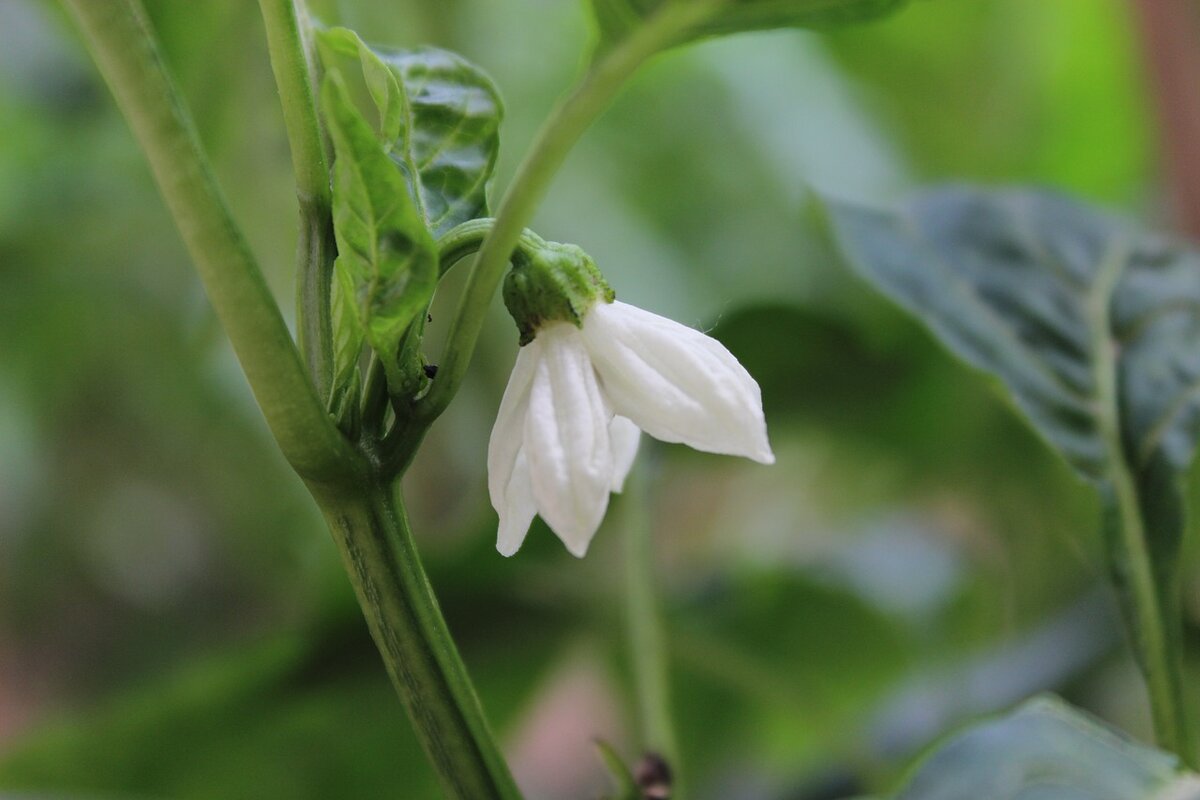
xmin=820 ymin=186 xmax=1200 ymax=743
xmin=321 ymin=73 xmax=438 ymax=392
xmin=588 ymin=0 xmax=909 ymax=54
xmin=318 ymin=28 xmax=503 ymax=237
xmin=890 ymin=697 xmax=1195 ymax=800
xmin=671 ymin=570 xmax=912 ymax=771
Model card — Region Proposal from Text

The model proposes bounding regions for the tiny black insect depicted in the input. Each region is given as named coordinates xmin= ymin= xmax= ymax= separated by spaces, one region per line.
xmin=423 ymin=364 xmax=439 ymax=379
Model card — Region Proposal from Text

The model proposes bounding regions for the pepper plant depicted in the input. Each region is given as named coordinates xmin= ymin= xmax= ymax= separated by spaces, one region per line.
xmin=54 ymin=0 xmax=1200 ymax=798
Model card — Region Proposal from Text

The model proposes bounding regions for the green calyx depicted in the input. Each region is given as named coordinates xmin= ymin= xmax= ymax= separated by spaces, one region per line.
xmin=502 ymin=235 xmax=615 ymax=345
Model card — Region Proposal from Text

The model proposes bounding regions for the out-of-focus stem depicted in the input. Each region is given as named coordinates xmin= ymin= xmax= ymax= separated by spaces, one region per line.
xmin=62 ymin=0 xmax=356 ymax=485
xmin=622 ymin=460 xmax=683 ymax=792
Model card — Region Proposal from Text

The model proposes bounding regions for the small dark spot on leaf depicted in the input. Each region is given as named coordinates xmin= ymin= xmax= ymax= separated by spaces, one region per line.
xmin=378 ymin=230 xmax=412 ymax=256
xmin=423 ymin=364 xmax=439 ymax=379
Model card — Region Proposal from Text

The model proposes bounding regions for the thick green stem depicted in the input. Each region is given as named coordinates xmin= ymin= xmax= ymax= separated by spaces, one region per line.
xmin=314 ymin=481 xmax=523 ymax=800
xmin=63 ymin=0 xmax=355 ymax=484
xmin=414 ymin=2 xmax=716 ymax=424
xmin=296 ymin=209 xmax=338 ymax=401
xmin=622 ymin=462 xmax=682 ymax=791
xmin=257 ymin=0 xmax=337 ymax=401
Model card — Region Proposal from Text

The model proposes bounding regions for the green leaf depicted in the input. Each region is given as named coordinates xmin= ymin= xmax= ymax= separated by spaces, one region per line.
xmin=317 ymin=28 xmax=504 ymax=237
xmin=671 ymin=570 xmax=912 ymax=772
xmin=588 ymin=0 xmax=910 ymax=54
xmin=321 ymin=73 xmax=438 ymax=393
xmin=890 ymin=697 xmax=1197 ymax=800
xmin=316 ymin=28 xmax=405 ymax=147
xmin=820 ymin=186 xmax=1200 ymax=754
xmin=328 ymin=262 xmax=363 ymax=432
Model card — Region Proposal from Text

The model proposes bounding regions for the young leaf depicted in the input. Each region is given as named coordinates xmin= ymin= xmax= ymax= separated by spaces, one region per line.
xmin=321 ymin=73 xmax=437 ymax=394
xmin=315 ymin=28 xmax=404 ymax=145
xmin=318 ymin=28 xmax=503 ymax=237
xmin=328 ymin=263 xmax=364 ymax=432
xmin=891 ymin=696 xmax=1195 ymax=800
xmin=820 ymin=186 xmax=1200 ymax=754
xmin=330 ymin=260 xmax=364 ymax=395
xmin=589 ymin=0 xmax=909 ymax=54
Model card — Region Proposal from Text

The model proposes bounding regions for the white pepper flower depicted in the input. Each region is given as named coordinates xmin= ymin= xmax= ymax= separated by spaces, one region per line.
xmin=487 ymin=238 xmax=773 ymax=557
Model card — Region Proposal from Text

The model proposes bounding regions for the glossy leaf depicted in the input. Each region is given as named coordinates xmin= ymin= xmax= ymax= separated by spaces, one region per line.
xmin=321 ymin=74 xmax=437 ymax=392
xmin=820 ymin=186 xmax=1200 ymax=750
xmin=890 ymin=697 xmax=1197 ymax=800
xmin=318 ymin=28 xmax=503 ymax=237
xmin=588 ymin=0 xmax=910 ymax=53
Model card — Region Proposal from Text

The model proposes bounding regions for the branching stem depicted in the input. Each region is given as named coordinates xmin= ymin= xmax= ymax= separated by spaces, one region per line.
xmin=414 ymin=2 xmax=716 ymax=425
xmin=257 ymin=0 xmax=338 ymax=401
xmin=63 ymin=0 xmax=356 ymax=485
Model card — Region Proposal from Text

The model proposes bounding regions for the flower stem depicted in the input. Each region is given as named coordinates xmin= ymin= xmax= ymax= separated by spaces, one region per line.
xmin=414 ymin=2 xmax=716 ymax=424
xmin=62 ymin=0 xmax=355 ymax=485
xmin=315 ymin=481 xmax=524 ymax=800
xmin=622 ymin=461 xmax=683 ymax=793
xmin=257 ymin=0 xmax=338 ymax=402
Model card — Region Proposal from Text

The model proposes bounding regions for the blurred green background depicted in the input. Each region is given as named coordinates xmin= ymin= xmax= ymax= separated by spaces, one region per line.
xmin=0 ymin=0 xmax=1192 ymax=798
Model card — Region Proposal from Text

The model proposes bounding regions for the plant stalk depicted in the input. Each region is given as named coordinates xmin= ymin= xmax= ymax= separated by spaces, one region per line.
xmin=62 ymin=0 xmax=355 ymax=485
xmin=68 ymin=2 xmax=525 ymax=795
xmin=314 ymin=480 xmax=524 ymax=800
xmin=622 ymin=461 xmax=683 ymax=793
xmin=257 ymin=0 xmax=338 ymax=402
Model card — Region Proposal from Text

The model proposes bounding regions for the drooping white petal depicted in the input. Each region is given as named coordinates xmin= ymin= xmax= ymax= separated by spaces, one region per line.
xmin=496 ymin=450 xmax=537 ymax=556
xmin=581 ymin=301 xmax=774 ymax=464
xmin=609 ymin=415 xmax=641 ymax=493
xmin=523 ymin=323 xmax=615 ymax=557
xmin=487 ymin=339 xmax=541 ymax=555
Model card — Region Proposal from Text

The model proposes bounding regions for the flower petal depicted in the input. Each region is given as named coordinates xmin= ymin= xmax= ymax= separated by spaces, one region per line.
xmin=524 ymin=324 xmax=614 ymax=557
xmin=582 ymin=301 xmax=774 ymax=464
xmin=487 ymin=339 xmax=540 ymax=554
xmin=609 ymin=415 xmax=641 ymax=493
xmin=496 ymin=450 xmax=537 ymax=556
